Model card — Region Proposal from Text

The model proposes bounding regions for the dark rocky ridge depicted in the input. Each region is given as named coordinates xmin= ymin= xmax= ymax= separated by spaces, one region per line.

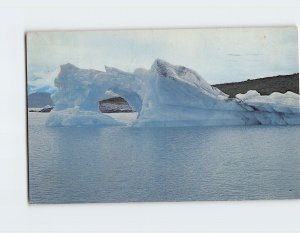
xmin=213 ymin=73 xmax=299 ymax=98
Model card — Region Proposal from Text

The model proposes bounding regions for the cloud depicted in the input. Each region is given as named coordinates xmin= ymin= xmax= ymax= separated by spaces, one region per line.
xmin=227 ymin=53 xmax=242 ymax=56
xmin=245 ymin=53 xmax=263 ymax=56
xmin=227 ymin=53 xmax=263 ymax=57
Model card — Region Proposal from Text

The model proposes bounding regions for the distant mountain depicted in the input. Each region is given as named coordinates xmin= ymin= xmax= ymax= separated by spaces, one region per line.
xmin=213 ymin=73 xmax=299 ymax=98
xmin=27 ymin=92 xmax=54 ymax=108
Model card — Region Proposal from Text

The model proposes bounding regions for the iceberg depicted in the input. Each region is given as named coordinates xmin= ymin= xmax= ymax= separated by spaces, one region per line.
xmin=46 ymin=59 xmax=300 ymax=127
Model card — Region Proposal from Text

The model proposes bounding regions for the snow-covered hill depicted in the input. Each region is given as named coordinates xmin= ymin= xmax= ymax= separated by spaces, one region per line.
xmin=46 ymin=59 xmax=300 ymax=127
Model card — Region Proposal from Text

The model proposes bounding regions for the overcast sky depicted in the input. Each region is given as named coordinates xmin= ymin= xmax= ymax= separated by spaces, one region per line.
xmin=27 ymin=27 xmax=298 ymax=87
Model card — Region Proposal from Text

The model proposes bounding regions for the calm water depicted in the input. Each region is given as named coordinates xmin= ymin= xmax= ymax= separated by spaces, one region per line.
xmin=28 ymin=113 xmax=300 ymax=204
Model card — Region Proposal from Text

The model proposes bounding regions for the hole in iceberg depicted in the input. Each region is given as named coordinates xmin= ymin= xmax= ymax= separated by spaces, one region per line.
xmin=98 ymin=90 xmax=138 ymax=124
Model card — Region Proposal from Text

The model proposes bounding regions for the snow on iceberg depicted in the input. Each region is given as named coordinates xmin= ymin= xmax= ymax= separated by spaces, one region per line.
xmin=236 ymin=90 xmax=300 ymax=125
xmin=236 ymin=90 xmax=299 ymax=113
xmin=46 ymin=59 xmax=300 ymax=127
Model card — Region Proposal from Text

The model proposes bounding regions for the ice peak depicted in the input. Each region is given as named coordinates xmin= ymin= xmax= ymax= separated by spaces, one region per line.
xmin=151 ymin=58 xmax=178 ymax=79
xmin=60 ymin=63 xmax=79 ymax=71
xmin=151 ymin=58 xmax=172 ymax=71
xmin=152 ymin=58 xmax=169 ymax=66
xmin=151 ymin=58 xmax=199 ymax=80
xmin=104 ymin=66 xmax=127 ymax=75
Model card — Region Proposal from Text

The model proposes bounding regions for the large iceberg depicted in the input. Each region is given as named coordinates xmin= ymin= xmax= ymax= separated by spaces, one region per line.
xmin=46 ymin=59 xmax=300 ymax=127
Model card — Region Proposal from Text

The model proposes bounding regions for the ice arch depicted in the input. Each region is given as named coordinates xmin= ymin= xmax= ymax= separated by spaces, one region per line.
xmin=46 ymin=59 xmax=300 ymax=127
xmin=52 ymin=64 xmax=143 ymax=112
xmin=46 ymin=64 xmax=146 ymax=126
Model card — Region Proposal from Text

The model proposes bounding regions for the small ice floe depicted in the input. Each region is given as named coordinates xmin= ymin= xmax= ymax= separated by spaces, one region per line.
xmin=29 ymin=105 xmax=54 ymax=113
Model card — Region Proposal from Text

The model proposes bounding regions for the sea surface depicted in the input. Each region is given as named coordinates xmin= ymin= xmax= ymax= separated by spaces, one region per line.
xmin=28 ymin=112 xmax=300 ymax=203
